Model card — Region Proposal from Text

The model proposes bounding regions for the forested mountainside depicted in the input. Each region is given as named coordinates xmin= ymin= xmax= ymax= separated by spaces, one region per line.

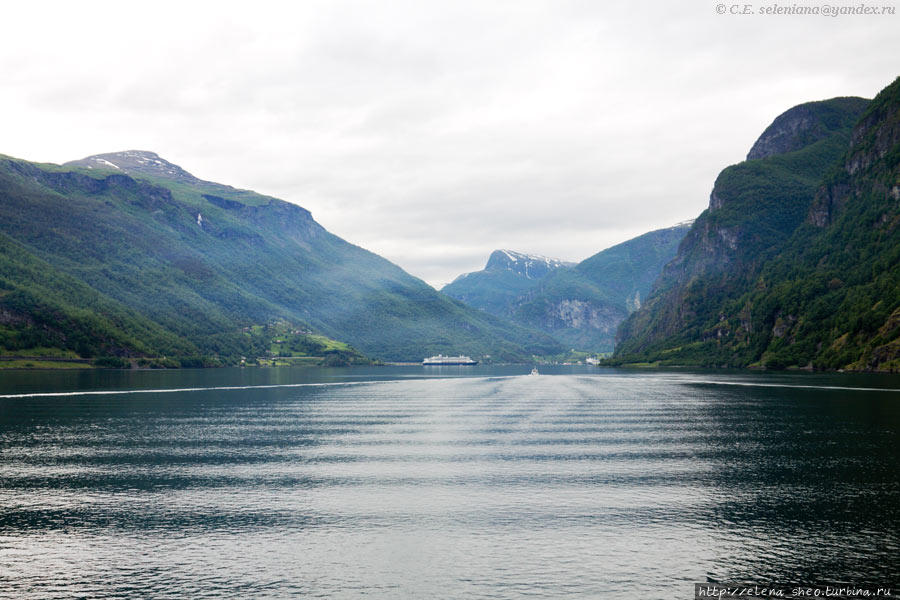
xmin=0 ymin=151 xmax=563 ymax=365
xmin=615 ymin=81 xmax=900 ymax=371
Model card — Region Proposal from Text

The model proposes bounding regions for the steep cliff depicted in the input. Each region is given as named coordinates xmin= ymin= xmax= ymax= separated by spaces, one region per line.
xmin=614 ymin=93 xmax=873 ymax=366
xmin=747 ymin=77 xmax=900 ymax=370
xmin=747 ymin=98 xmax=869 ymax=160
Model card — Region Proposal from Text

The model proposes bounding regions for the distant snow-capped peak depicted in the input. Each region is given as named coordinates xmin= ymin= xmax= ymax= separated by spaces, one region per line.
xmin=64 ymin=150 xmax=199 ymax=182
xmin=486 ymin=249 xmax=573 ymax=279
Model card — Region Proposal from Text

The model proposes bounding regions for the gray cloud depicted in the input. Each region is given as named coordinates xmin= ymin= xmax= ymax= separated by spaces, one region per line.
xmin=2 ymin=0 xmax=898 ymax=287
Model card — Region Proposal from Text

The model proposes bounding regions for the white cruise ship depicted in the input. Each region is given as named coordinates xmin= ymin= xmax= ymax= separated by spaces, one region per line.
xmin=422 ymin=354 xmax=478 ymax=366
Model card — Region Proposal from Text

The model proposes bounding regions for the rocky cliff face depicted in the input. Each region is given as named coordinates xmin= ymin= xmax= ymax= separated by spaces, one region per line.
xmin=746 ymin=97 xmax=869 ymax=160
xmin=616 ymin=78 xmax=900 ymax=371
xmin=697 ymin=97 xmax=868 ymax=275
xmin=615 ymin=95 xmax=870 ymax=361
xmin=523 ymin=298 xmax=625 ymax=343
xmin=750 ymin=78 xmax=900 ymax=371
xmin=809 ymin=87 xmax=900 ymax=227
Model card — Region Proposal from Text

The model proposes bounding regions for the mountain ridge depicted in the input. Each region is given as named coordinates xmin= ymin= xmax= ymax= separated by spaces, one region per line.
xmin=0 ymin=151 xmax=564 ymax=364
xmin=65 ymin=150 xmax=202 ymax=183
xmin=442 ymin=223 xmax=690 ymax=352
xmin=613 ymin=82 xmax=900 ymax=371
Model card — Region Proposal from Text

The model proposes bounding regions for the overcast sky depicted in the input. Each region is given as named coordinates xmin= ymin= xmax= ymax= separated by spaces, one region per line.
xmin=2 ymin=1 xmax=898 ymax=287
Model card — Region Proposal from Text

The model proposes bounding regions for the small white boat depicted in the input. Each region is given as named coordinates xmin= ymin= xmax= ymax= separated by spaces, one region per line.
xmin=530 ymin=367 xmax=539 ymax=376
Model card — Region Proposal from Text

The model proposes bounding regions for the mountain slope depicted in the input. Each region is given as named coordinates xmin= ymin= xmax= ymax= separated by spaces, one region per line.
xmin=511 ymin=224 xmax=690 ymax=351
xmin=613 ymin=87 xmax=900 ymax=370
xmin=0 ymin=151 xmax=563 ymax=363
xmin=739 ymin=79 xmax=900 ymax=370
xmin=442 ymin=250 xmax=574 ymax=315
xmin=0 ymin=230 xmax=195 ymax=360
xmin=442 ymin=224 xmax=689 ymax=352
xmin=573 ymin=223 xmax=693 ymax=311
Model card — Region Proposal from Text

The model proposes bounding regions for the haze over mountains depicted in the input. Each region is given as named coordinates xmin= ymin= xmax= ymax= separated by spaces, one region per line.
xmin=442 ymin=224 xmax=690 ymax=352
xmin=1 ymin=76 xmax=898 ymax=371
xmin=0 ymin=151 xmax=562 ymax=364
xmin=441 ymin=76 xmax=900 ymax=371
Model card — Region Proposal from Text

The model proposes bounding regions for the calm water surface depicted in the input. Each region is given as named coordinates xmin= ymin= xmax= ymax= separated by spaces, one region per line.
xmin=1 ymin=366 xmax=898 ymax=598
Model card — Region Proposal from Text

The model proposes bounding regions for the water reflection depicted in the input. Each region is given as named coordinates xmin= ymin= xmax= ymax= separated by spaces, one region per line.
xmin=691 ymin=381 xmax=900 ymax=585
xmin=0 ymin=368 xmax=897 ymax=598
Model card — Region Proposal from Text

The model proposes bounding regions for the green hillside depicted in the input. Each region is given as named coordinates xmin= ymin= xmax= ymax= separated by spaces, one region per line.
xmin=614 ymin=82 xmax=900 ymax=371
xmin=0 ymin=231 xmax=195 ymax=361
xmin=0 ymin=152 xmax=563 ymax=365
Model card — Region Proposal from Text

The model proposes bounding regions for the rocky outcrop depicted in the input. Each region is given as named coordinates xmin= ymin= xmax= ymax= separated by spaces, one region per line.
xmin=808 ymin=181 xmax=851 ymax=227
xmin=747 ymin=97 xmax=868 ymax=160
xmin=535 ymin=299 xmax=623 ymax=335
xmin=809 ymin=82 xmax=900 ymax=227
xmin=747 ymin=105 xmax=818 ymax=160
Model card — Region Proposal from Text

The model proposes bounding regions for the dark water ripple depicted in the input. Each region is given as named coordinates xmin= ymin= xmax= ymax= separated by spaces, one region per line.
xmin=1 ymin=370 xmax=899 ymax=598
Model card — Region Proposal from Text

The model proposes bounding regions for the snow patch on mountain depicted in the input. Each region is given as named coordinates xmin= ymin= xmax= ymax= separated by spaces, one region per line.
xmin=481 ymin=249 xmax=574 ymax=280
xmin=91 ymin=157 xmax=121 ymax=170
xmin=64 ymin=151 xmax=200 ymax=183
xmin=489 ymin=249 xmax=573 ymax=279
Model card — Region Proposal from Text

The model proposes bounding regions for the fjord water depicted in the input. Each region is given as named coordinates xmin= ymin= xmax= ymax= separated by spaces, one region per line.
xmin=1 ymin=367 xmax=898 ymax=598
